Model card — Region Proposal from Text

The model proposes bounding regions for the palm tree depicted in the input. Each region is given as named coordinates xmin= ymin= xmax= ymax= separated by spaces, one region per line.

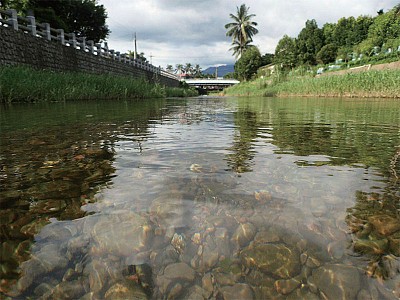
xmin=225 ymin=4 xmax=258 ymax=58
xmin=229 ymin=40 xmax=255 ymax=59
xmin=193 ymin=64 xmax=202 ymax=77
xmin=184 ymin=63 xmax=193 ymax=76
xmin=166 ymin=64 xmax=174 ymax=72
xmin=175 ymin=64 xmax=184 ymax=74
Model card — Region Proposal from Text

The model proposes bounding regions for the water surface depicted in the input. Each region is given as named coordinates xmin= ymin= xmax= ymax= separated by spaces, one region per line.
xmin=1 ymin=97 xmax=399 ymax=299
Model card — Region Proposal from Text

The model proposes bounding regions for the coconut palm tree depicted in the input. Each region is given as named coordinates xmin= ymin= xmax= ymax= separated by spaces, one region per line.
xmin=184 ymin=63 xmax=193 ymax=76
xmin=175 ymin=64 xmax=184 ymax=74
xmin=229 ymin=40 xmax=255 ymax=59
xmin=193 ymin=64 xmax=202 ymax=77
xmin=225 ymin=4 xmax=258 ymax=58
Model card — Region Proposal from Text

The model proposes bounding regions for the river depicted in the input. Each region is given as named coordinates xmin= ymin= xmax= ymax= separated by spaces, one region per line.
xmin=0 ymin=97 xmax=399 ymax=299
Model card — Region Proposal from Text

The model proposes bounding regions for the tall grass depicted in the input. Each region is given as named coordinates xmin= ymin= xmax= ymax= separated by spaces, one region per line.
xmin=0 ymin=66 xmax=197 ymax=102
xmin=166 ymin=87 xmax=198 ymax=97
xmin=224 ymin=69 xmax=400 ymax=98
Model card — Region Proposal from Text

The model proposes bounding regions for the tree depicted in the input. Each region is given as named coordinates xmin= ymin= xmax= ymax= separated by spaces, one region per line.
xmin=260 ymin=53 xmax=274 ymax=66
xmin=322 ymin=22 xmax=336 ymax=45
xmin=365 ymin=6 xmax=400 ymax=48
xmin=229 ymin=39 xmax=254 ymax=59
xmin=316 ymin=44 xmax=338 ymax=64
xmin=128 ymin=51 xmax=147 ymax=62
xmin=184 ymin=63 xmax=193 ymax=75
xmin=225 ymin=3 xmax=258 ymax=58
xmin=175 ymin=64 xmax=184 ymax=74
xmin=166 ymin=65 xmax=174 ymax=72
xmin=193 ymin=64 xmax=202 ymax=77
xmin=296 ymin=19 xmax=324 ymax=65
xmin=274 ymin=35 xmax=298 ymax=69
xmin=9 ymin=0 xmax=110 ymax=43
xmin=234 ymin=46 xmax=262 ymax=81
xmin=0 ymin=0 xmax=30 ymax=10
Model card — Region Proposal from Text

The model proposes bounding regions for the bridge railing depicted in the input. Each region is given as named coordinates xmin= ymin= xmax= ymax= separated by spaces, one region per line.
xmin=0 ymin=8 xmax=179 ymax=80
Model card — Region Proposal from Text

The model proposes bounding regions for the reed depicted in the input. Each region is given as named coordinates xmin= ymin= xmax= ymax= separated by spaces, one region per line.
xmin=223 ymin=69 xmax=400 ymax=98
xmin=165 ymin=87 xmax=199 ymax=98
xmin=0 ymin=66 xmax=196 ymax=102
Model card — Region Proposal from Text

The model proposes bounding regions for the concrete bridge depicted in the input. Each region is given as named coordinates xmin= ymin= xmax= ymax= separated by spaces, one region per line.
xmin=184 ymin=79 xmax=240 ymax=94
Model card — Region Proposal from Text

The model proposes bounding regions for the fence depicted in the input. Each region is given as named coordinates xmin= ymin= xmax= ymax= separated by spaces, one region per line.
xmin=0 ymin=8 xmax=179 ymax=82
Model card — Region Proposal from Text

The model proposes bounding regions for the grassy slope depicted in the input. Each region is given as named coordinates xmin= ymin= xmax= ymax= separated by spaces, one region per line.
xmin=224 ymin=69 xmax=400 ymax=98
xmin=0 ymin=66 xmax=197 ymax=102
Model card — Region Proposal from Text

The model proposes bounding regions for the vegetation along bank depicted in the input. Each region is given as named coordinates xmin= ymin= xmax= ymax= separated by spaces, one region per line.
xmin=0 ymin=67 xmax=198 ymax=103
xmin=222 ymin=3 xmax=399 ymax=98
xmin=223 ymin=66 xmax=400 ymax=98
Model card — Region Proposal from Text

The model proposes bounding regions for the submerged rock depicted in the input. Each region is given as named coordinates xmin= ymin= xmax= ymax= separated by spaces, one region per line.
xmin=104 ymin=281 xmax=148 ymax=300
xmin=163 ymin=262 xmax=196 ymax=282
xmin=240 ymin=243 xmax=301 ymax=279
xmin=219 ymin=283 xmax=254 ymax=300
xmin=308 ymin=264 xmax=361 ymax=299
xmin=232 ymin=222 xmax=257 ymax=248
xmin=368 ymin=215 xmax=400 ymax=236
xmin=90 ymin=212 xmax=153 ymax=257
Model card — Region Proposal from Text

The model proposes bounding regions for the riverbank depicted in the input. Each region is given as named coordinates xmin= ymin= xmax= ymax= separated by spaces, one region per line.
xmin=223 ymin=68 xmax=400 ymax=98
xmin=0 ymin=66 xmax=197 ymax=103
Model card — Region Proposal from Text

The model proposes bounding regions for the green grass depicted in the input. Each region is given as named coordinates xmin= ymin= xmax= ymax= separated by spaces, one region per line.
xmin=224 ymin=69 xmax=400 ymax=98
xmin=0 ymin=66 xmax=197 ymax=102
xmin=165 ymin=87 xmax=199 ymax=97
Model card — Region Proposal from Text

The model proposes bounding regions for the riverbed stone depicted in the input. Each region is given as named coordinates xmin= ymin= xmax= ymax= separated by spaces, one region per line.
xmin=90 ymin=212 xmax=153 ymax=257
xmin=308 ymin=264 xmax=361 ymax=300
xmin=241 ymin=243 xmax=301 ymax=279
xmin=368 ymin=215 xmax=400 ymax=236
xmin=232 ymin=222 xmax=256 ymax=248
xmin=253 ymin=228 xmax=280 ymax=244
xmin=353 ymin=238 xmax=388 ymax=255
xmin=388 ymin=232 xmax=400 ymax=256
xmin=51 ymin=280 xmax=87 ymax=299
xmin=104 ymin=281 xmax=148 ymax=300
xmin=274 ymin=278 xmax=301 ymax=295
xmin=163 ymin=262 xmax=196 ymax=282
xmin=219 ymin=283 xmax=254 ymax=300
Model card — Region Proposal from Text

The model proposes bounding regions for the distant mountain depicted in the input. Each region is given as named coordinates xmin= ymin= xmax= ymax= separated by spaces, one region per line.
xmin=203 ymin=65 xmax=234 ymax=77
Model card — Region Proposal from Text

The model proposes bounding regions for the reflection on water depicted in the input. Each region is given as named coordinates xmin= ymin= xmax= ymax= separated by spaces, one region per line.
xmin=0 ymin=97 xmax=399 ymax=299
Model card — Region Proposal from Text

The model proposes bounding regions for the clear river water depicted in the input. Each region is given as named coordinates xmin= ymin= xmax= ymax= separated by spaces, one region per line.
xmin=0 ymin=97 xmax=399 ymax=299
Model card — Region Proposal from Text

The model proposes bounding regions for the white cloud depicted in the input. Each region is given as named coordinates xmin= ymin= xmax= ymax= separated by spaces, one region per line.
xmin=98 ymin=0 xmax=399 ymax=69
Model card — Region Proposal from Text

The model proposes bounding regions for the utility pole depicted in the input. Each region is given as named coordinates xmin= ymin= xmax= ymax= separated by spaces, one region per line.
xmin=150 ymin=53 xmax=153 ymax=64
xmin=133 ymin=32 xmax=137 ymax=59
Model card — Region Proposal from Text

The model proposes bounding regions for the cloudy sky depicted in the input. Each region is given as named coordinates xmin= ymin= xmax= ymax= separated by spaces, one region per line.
xmin=97 ymin=0 xmax=398 ymax=69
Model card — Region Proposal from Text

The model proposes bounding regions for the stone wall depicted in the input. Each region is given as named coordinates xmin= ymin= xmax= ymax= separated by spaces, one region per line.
xmin=0 ymin=26 xmax=180 ymax=87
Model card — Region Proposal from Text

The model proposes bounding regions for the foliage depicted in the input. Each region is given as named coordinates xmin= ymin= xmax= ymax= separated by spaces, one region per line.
xmin=229 ymin=39 xmax=253 ymax=59
xmin=223 ymin=72 xmax=235 ymax=79
xmin=365 ymin=7 xmax=400 ymax=48
xmin=0 ymin=0 xmax=30 ymax=10
xmin=0 ymin=66 xmax=195 ymax=102
xmin=5 ymin=0 xmax=110 ymax=42
xmin=316 ymin=44 xmax=338 ymax=64
xmin=274 ymin=35 xmax=297 ymax=69
xmin=296 ymin=19 xmax=324 ymax=65
xmin=223 ymin=69 xmax=400 ymax=98
xmin=273 ymin=4 xmax=399 ymax=69
xmin=260 ymin=53 xmax=274 ymax=66
xmin=128 ymin=51 xmax=147 ymax=62
xmin=165 ymin=87 xmax=198 ymax=97
xmin=225 ymin=3 xmax=258 ymax=59
xmin=234 ymin=46 xmax=262 ymax=81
